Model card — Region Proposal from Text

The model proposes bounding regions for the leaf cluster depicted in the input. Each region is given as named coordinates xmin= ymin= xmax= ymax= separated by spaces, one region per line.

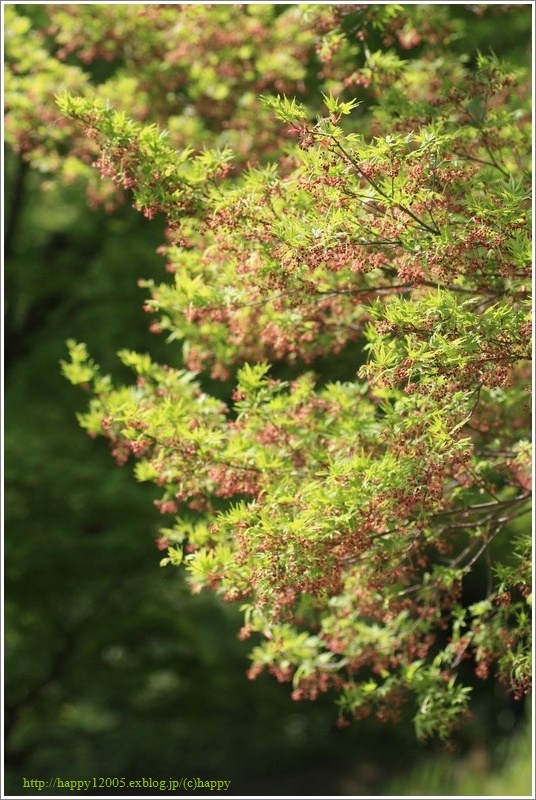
xmin=10 ymin=3 xmax=531 ymax=740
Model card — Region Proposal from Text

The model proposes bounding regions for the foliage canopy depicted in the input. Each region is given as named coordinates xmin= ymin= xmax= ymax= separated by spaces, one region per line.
xmin=6 ymin=3 xmax=532 ymax=742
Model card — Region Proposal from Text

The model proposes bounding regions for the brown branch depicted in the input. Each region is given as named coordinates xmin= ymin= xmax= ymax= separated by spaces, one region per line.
xmin=329 ymin=139 xmax=441 ymax=236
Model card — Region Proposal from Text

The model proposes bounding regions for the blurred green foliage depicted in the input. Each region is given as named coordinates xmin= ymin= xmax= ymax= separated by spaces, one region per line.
xmin=386 ymin=712 xmax=532 ymax=796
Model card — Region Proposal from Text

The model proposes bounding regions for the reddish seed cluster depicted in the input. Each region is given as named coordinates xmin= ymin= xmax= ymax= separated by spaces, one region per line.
xmin=208 ymin=465 xmax=261 ymax=499
xmin=291 ymin=670 xmax=337 ymax=701
xmin=154 ymin=499 xmax=178 ymax=515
